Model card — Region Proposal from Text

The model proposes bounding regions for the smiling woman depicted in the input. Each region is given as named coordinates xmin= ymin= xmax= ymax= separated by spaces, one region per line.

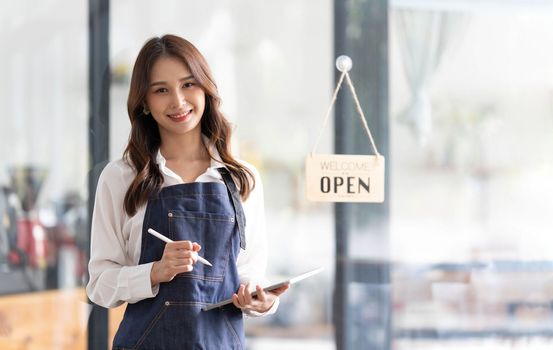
xmin=123 ymin=35 xmax=256 ymax=216
xmin=86 ymin=34 xmax=289 ymax=350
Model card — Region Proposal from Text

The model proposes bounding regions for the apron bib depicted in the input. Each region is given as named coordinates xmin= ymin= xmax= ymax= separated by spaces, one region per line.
xmin=113 ymin=169 xmax=246 ymax=350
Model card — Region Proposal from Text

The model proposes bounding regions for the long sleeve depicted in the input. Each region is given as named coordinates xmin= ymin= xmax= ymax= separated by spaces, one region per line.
xmin=86 ymin=162 xmax=159 ymax=308
xmin=236 ymin=163 xmax=279 ymax=316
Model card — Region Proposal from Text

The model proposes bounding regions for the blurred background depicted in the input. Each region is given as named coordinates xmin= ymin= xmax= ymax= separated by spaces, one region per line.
xmin=1 ymin=0 xmax=553 ymax=349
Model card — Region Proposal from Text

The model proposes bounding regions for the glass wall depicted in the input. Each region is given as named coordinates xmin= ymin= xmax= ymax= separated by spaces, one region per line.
xmin=390 ymin=3 xmax=553 ymax=349
xmin=0 ymin=1 xmax=89 ymax=349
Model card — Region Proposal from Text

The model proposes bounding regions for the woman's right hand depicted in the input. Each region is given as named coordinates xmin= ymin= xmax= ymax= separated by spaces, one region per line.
xmin=150 ymin=240 xmax=201 ymax=286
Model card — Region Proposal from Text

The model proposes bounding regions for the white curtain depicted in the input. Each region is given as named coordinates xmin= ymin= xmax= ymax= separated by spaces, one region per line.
xmin=394 ymin=9 xmax=469 ymax=145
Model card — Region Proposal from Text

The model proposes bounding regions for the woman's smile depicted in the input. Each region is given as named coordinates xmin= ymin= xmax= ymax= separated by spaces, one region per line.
xmin=167 ymin=109 xmax=193 ymax=122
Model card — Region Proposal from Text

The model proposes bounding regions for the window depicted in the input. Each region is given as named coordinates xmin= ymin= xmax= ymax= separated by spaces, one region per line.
xmin=390 ymin=4 xmax=553 ymax=348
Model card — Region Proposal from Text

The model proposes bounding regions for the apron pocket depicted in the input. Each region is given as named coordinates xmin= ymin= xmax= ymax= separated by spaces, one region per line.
xmin=168 ymin=210 xmax=235 ymax=282
xmin=136 ymin=302 xmax=244 ymax=350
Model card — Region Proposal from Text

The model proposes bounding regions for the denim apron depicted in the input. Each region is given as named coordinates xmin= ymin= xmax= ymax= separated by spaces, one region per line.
xmin=113 ymin=168 xmax=247 ymax=350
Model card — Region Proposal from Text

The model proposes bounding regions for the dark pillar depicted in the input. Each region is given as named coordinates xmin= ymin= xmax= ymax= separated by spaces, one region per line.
xmin=87 ymin=0 xmax=110 ymax=349
xmin=333 ymin=0 xmax=390 ymax=349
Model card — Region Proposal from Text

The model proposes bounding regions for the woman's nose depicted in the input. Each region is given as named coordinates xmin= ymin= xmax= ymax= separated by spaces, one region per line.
xmin=170 ymin=90 xmax=186 ymax=109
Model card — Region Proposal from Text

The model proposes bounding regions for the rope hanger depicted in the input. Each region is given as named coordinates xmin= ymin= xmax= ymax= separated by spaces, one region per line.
xmin=311 ymin=55 xmax=381 ymax=158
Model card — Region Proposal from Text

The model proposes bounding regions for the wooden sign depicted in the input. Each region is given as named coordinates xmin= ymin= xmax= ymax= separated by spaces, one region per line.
xmin=306 ymin=56 xmax=386 ymax=203
xmin=305 ymin=154 xmax=385 ymax=202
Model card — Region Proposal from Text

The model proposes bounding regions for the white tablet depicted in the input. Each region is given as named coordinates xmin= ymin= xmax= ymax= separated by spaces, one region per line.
xmin=202 ymin=267 xmax=323 ymax=311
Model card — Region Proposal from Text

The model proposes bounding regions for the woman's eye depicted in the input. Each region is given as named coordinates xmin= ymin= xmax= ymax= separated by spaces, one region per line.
xmin=154 ymin=88 xmax=168 ymax=93
xmin=183 ymin=82 xmax=195 ymax=88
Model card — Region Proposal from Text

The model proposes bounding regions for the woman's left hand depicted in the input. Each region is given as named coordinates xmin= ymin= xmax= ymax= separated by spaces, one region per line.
xmin=232 ymin=282 xmax=289 ymax=314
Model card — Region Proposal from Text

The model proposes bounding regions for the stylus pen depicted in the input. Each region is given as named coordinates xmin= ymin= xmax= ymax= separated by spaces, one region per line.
xmin=147 ymin=228 xmax=213 ymax=267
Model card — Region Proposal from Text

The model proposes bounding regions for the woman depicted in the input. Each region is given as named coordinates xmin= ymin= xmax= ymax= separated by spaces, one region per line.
xmin=86 ymin=34 xmax=288 ymax=349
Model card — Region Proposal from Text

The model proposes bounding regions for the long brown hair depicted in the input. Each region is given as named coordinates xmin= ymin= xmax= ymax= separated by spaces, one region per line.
xmin=123 ymin=34 xmax=255 ymax=216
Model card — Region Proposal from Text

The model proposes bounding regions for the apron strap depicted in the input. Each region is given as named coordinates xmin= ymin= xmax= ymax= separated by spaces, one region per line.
xmin=217 ymin=168 xmax=246 ymax=250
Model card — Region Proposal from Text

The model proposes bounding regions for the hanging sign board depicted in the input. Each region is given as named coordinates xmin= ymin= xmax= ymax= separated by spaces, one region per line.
xmin=306 ymin=154 xmax=385 ymax=202
xmin=305 ymin=55 xmax=386 ymax=203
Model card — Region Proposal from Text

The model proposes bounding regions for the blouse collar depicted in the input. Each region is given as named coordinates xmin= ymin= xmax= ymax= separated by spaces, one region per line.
xmin=155 ymin=135 xmax=226 ymax=181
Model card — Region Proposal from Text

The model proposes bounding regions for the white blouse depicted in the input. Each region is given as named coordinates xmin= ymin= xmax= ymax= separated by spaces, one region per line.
xmin=86 ymin=144 xmax=277 ymax=316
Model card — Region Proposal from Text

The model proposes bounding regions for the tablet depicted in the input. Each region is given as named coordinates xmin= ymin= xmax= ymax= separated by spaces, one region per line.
xmin=202 ymin=267 xmax=323 ymax=311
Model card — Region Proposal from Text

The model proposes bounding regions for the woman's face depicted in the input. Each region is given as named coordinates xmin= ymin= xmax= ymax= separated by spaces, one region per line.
xmin=145 ymin=56 xmax=206 ymax=139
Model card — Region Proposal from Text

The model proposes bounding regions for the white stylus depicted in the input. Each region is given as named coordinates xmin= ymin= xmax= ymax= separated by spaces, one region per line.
xmin=147 ymin=228 xmax=213 ymax=267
